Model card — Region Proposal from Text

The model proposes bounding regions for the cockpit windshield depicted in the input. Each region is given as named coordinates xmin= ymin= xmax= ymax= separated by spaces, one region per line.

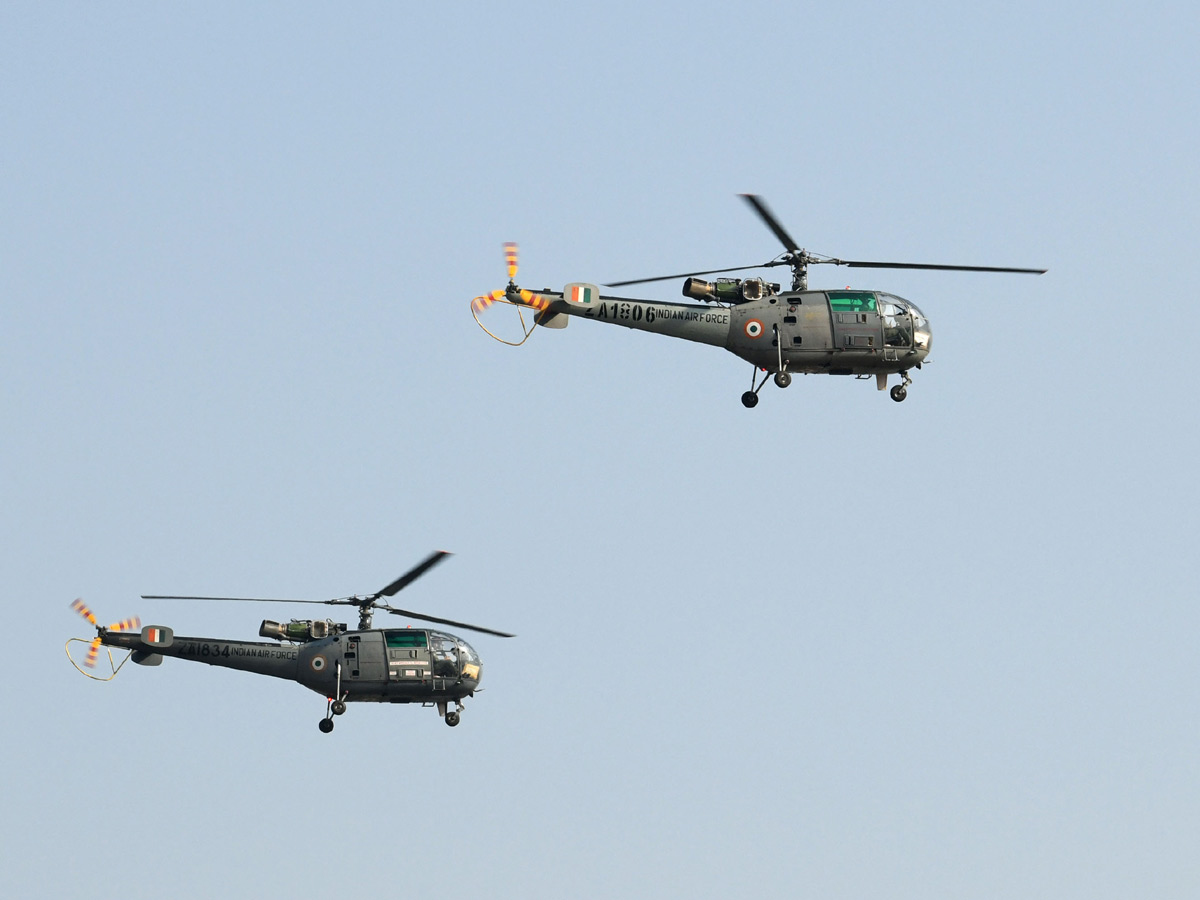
xmin=878 ymin=293 xmax=931 ymax=352
xmin=457 ymin=638 xmax=480 ymax=665
xmin=427 ymin=631 xmax=482 ymax=677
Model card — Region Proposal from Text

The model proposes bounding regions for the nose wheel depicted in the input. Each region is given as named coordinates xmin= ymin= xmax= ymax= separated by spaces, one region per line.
xmin=437 ymin=699 xmax=465 ymax=727
xmin=890 ymin=370 xmax=913 ymax=403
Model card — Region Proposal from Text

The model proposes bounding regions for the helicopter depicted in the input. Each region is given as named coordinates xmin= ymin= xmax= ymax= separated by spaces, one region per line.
xmin=471 ymin=194 xmax=1045 ymax=406
xmin=65 ymin=551 xmax=513 ymax=733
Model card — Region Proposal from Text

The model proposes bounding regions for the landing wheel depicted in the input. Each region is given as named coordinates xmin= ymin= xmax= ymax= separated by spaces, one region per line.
xmin=741 ymin=391 xmax=759 ymax=408
xmin=445 ymin=711 xmax=461 ymax=727
xmin=331 ymin=700 xmax=346 ymax=716
xmin=890 ymin=385 xmax=907 ymax=403
xmin=774 ymin=371 xmax=792 ymax=388
xmin=318 ymin=718 xmax=334 ymax=733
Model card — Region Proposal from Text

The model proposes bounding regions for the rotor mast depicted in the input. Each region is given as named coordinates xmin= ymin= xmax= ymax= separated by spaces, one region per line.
xmin=785 ymin=251 xmax=809 ymax=291
xmin=353 ymin=598 xmax=375 ymax=631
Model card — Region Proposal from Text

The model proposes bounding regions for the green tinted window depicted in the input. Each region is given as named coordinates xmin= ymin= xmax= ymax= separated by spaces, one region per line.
xmin=828 ymin=291 xmax=877 ymax=312
xmin=385 ymin=630 xmax=428 ymax=648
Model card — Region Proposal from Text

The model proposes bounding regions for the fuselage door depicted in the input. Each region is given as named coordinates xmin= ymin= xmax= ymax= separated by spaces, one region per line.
xmin=828 ymin=291 xmax=881 ymax=350
xmin=349 ymin=632 xmax=387 ymax=682
xmin=779 ymin=291 xmax=833 ymax=356
xmin=384 ymin=629 xmax=431 ymax=683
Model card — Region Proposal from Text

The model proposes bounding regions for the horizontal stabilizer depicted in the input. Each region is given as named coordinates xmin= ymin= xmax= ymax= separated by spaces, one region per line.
xmin=535 ymin=308 xmax=568 ymax=329
xmin=131 ymin=650 xmax=164 ymax=666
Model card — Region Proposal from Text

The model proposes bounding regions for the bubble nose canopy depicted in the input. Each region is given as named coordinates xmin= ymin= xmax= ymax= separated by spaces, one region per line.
xmin=430 ymin=630 xmax=483 ymax=683
xmin=879 ymin=293 xmax=932 ymax=355
xmin=912 ymin=304 xmax=932 ymax=353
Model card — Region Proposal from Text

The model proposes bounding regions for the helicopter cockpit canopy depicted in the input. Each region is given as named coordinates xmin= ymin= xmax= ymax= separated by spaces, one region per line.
xmin=878 ymin=293 xmax=932 ymax=352
xmin=428 ymin=630 xmax=481 ymax=678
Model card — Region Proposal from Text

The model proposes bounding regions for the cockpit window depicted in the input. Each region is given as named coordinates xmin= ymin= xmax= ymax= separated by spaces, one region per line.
xmin=884 ymin=314 xmax=912 ymax=347
xmin=828 ymin=291 xmax=877 ymax=312
xmin=429 ymin=631 xmax=460 ymax=676
xmin=457 ymin=639 xmax=480 ymax=665
xmin=385 ymin=630 xmax=427 ymax=648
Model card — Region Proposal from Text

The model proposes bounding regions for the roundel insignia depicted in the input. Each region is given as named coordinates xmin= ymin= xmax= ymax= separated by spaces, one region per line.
xmin=744 ymin=319 xmax=764 ymax=339
xmin=311 ymin=654 xmax=327 ymax=672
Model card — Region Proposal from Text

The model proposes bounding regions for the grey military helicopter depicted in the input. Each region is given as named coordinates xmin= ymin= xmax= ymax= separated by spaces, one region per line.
xmin=66 ymin=551 xmax=513 ymax=733
xmin=471 ymin=194 xmax=1045 ymax=406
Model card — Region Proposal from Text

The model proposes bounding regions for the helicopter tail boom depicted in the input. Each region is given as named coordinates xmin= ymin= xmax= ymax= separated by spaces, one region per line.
xmin=99 ymin=628 xmax=303 ymax=681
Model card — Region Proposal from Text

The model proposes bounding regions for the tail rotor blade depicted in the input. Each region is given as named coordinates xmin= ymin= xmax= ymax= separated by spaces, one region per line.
xmin=518 ymin=289 xmax=548 ymax=311
xmin=504 ymin=242 xmax=519 ymax=280
xmin=71 ymin=598 xmax=97 ymax=627
xmin=84 ymin=637 xmax=102 ymax=669
xmin=108 ymin=617 xmax=141 ymax=633
xmin=471 ymin=289 xmax=506 ymax=313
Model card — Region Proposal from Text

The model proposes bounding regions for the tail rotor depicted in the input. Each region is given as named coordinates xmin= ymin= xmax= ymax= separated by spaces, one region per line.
xmin=470 ymin=243 xmax=551 ymax=345
xmin=68 ymin=598 xmax=140 ymax=677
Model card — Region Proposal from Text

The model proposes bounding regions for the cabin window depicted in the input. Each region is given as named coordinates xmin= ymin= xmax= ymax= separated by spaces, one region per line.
xmin=385 ymin=630 xmax=428 ymax=648
xmin=828 ymin=291 xmax=877 ymax=312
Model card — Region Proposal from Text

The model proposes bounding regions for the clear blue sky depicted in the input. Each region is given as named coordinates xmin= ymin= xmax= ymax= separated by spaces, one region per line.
xmin=3 ymin=2 xmax=1198 ymax=897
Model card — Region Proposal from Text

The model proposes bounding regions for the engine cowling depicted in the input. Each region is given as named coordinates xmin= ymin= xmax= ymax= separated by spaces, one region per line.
xmin=682 ymin=277 xmax=779 ymax=303
xmin=259 ymin=619 xmax=346 ymax=642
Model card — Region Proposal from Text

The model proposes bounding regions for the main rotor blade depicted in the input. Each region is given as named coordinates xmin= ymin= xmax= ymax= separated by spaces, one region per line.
xmin=606 ymin=261 xmax=783 ymax=287
xmin=381 ymin=605 xmax=515 ymax=638
xmin=740 ymin=194 xmax=801 ymax=254
xmin=833 ymin=259 xmax=1047 ymax=274
xmin=372 ymin=550 xmax=453 ymax=599
xmin=141 ymin=594 xmax=340 ymax=605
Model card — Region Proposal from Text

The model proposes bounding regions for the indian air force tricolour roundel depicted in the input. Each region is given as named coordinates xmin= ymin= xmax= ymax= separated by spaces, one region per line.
xmin=141 ymin=624 xmax=173 ymax=647
xmin=564 ymin=283 xmax=600 ymax=305
xmin=744 ymin=319 xmax=764 ymax=338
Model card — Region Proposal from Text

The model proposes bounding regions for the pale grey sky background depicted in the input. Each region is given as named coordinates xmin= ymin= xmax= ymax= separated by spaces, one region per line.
xmin=3 ymin=2 xmax=1198 ymax=897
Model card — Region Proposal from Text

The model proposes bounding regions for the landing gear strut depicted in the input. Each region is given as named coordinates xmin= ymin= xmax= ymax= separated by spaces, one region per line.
xmin=890 ymin=370 xmax=912 ymax=403
xmin=319 ymin=663 xmax=348 ymax=733
xmin=742 ymin=366 xmax=772 ymax=408
xmin=437 ymin=699 xmax=465 ymax=727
